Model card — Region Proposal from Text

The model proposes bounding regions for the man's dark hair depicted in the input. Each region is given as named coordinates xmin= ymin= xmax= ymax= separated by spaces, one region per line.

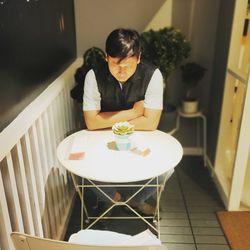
xmin=105 ymin=28 xmax=141 ymax=60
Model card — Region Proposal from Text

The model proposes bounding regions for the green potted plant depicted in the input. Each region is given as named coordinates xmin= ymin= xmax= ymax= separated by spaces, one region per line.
xmin=83 ymin=47 xmax=106 ymax=68
xmin=180 ymin=62 xmax=206 ymax=113
xmin=140 ymin=27 xmax=191 ymax=111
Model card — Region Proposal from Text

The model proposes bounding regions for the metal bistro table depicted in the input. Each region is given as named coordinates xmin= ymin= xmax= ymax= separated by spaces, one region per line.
xmin=56 ymin=129 xmax=183 ymax=237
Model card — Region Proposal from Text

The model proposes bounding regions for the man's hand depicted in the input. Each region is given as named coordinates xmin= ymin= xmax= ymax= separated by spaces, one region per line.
xmin=133 ymin=100 xmax=144 ymax=117
xmin=129 ymin=108 xmax=162 ymax=131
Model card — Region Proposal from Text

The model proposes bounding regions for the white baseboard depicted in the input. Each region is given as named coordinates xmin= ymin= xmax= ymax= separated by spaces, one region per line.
xmin=205 ymin=156 xmax=229 ymax=210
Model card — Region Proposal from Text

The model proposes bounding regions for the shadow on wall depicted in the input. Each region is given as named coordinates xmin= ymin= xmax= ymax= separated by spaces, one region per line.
xmin=42 ymin=167 xmax=75 ymax=239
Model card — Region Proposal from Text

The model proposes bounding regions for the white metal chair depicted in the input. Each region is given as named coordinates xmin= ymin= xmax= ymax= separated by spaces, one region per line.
xmin=11 ymin=230 xmax=168 ymax=250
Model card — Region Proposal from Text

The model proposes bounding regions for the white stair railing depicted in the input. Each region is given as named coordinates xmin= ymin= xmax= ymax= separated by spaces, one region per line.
xmin=0 ymin=59 xmax=82 ymax=250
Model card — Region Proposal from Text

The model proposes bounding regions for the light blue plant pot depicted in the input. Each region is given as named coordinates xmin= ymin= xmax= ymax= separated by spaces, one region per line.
xmin=114 ymin=134 xmax=131 ymax=151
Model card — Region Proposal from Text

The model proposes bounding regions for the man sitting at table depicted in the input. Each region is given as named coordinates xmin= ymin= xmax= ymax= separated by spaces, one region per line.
xmin=82 ymin=28 xmax=164 ymax=215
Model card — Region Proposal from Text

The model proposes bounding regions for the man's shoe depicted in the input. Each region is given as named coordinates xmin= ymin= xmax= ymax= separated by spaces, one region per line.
xmin=127 ymin=199 xmax=155 ymax=215
xmin=137 ymin=202 xmax=156 ymax=216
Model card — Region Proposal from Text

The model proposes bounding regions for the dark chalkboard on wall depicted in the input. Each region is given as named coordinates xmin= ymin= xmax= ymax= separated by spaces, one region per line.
xmin=0 ymin=0 xmax=76 ymax=131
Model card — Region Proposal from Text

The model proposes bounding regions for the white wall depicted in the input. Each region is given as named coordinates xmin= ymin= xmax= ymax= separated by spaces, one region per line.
xmin=169 ymin=0 xmax=221 ymax=108
xmin=74 ymin=0 xmax=166 ymax=56
xmin=144 ymin=0 xmax=172 ymax=31
xmin=191 ymin=0 xmax=220 ymax=112
xmin=74 ymin=0 xmax=221 ymax=111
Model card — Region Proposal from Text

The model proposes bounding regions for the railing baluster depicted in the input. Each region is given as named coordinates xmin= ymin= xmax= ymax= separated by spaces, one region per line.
xmin=5 ymin=153 xmax=24 ymax=232
xmin=37 ymin=116 xmax=57 ymax=238
xmin=13 ymin=142 xmax=35 ymax=235
xmin=47 ymin=106 xmax=64 ymax=224
xmin=30 ymin=125 xmax=51 ymax=237
xmin=0 ymin=167 xmax=14 ymax=250
xmin=0 ymin=59 xmax=81 ymax=248
xmin=62 ymin=88 xmax=71 ymax=133
xmin=22 ymin=133 xmax=44 ymax=237
xmin=54 ymin=96 xmax=68 ymax=179
xmin=66 ymin=82 xmax=74 ymax=131
xmin=45 ymin=109 xmax=62 ymax=226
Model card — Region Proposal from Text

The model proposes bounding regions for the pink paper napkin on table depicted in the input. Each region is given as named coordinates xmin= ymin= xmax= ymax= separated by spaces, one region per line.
xmin=68 ymin=136 xmax=87 ymax=160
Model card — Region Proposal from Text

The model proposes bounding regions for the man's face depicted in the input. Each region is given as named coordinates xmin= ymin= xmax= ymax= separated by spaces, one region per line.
xmin=107 ymin=55 xmax=140 ymax=82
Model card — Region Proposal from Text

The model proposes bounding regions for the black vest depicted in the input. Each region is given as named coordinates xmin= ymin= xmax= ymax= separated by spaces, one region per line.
xmin=93 ymin=61 xmax=157 ymax=112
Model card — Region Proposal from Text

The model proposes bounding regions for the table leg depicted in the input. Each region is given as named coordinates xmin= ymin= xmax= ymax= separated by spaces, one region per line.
xmin=156 ymin=169 xmax=175 ymax=239
xmin=70 ymin=173 xmax=89 ymax=228
xmin=82 ymin=178 xmax=160 ymax=235
xmin=76 ymin=172 xmax=174 ymax=237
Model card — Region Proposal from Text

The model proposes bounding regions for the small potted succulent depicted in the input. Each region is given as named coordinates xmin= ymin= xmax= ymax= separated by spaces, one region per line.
xmin=112 ymin=121 xmax=134 ymax=151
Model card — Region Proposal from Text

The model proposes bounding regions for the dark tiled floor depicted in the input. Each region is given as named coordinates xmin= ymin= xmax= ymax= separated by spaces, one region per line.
xmin=160 ymin=156 xmax=230 ymax=250
xmin=65 ymin=156 xmax=231 ymax=250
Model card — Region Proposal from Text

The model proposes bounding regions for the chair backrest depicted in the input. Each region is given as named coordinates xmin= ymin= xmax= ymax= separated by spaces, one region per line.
xmin=11 ymin=232 xmax=167 ymax=250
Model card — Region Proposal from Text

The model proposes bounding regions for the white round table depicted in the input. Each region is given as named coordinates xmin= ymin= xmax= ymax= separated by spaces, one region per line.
xmin=57 ymin=130 xmax=183 ymax=182
xmin=56 ymin=129 xmax=183 ymax=236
